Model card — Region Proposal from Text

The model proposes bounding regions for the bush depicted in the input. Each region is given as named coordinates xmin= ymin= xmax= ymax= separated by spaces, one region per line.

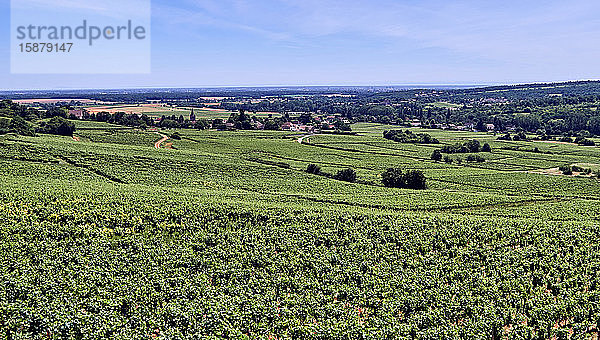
xmin=466 ymin=155 xmax=486 ymax=163
xmin=443 ymin=155 xmax=453 ymax=164
xmin=381 ymin=168 xmax=427 ymax=189
xmin=578 ymin=138 xmax=596 ymax=146
xmin=431 ymin=150 xmax=442 ymax=162
xmin=465 ymin=140 xmax=481 ymax=153
xmin=306 ymin=164 xmax=321 ymax=175
xmin=403 ymin=170 xmax=427 ymax=189
xmin=572 ymin=165 xmax=584 ymax=172
xmin=497 ymin=133 xmax=512 ymax=141
xmin=560 ymin=136 xmax=574 ymax=143
xmin=383 ymin=129 xmax=439 ymax=144
xmin=334 ymin=168 xmax=357 ymax=182
xmin=513 ymin=131 xmax=528 ymax=141
xmin=381 ymin=168 xmax=405 ymax=188
xmin=441 ymin=140 xmax=483 ymax=154
xmin=37 ymin=116 xmax=75 ymax=136
xmin=9 ymin=116 xmax=35 ymax=136
xmin=481 ymin=143 xmax=492 ymax=152
xmin=559 ymin=165 xmax=573 ymax=175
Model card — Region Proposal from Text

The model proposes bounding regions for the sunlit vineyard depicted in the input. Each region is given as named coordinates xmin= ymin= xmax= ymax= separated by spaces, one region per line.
xmin=2 ymin=122 xmax=600 ymax=339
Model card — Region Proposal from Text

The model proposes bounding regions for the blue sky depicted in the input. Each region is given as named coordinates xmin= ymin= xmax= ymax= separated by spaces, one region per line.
xmin=2 ymin=0 xmax=600 ymax=89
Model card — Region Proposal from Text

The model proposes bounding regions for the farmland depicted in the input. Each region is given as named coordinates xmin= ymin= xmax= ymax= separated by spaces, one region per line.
xmin=2 ymin=119 xmax=600 ymax=338
xmin=84 ymin=104 xmax=235 ymax=120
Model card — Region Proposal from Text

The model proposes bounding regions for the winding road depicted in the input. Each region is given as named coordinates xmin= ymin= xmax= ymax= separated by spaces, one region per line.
xmin=154 ymin=133 xmax=169 ymax=149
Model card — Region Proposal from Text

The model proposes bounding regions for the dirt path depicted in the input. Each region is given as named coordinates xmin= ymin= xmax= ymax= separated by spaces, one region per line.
xmin=154 ymin=133 xmax=169 ymax=149
xmin=298 ymin=134 xmax=315 ymax=144
xmin=72 ymin=136 xmax=81 ymax=142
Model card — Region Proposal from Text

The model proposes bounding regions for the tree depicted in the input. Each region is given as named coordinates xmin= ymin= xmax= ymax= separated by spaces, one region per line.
xmin=513 ymin=131 xmax=528 ymax=141
xmin=10 ymin=116 xmax=35 ymax=136
xmin=38 ymin=116 xmax=75 ymax=136
xmin=431 ymin=149 xmax=442 ymax=162
xmin=587 ymin=116 xmax=600 ymax=136
xmin=306 ymin=164 xmax=321 ymax=175
xmin=195 ymin=119 xmax=209 ymax=130
xmin=403 ymin=170 xmax=427 ymax=189
xmin=465 ymin=140 xmax=481 ymax=153
xmin=334 ymin=168 xmax=356 ymax=182
xmin=475 ymin=120 xmax=486 ymax=132
xmin=559 ymin=165 xmax=573 ymax=175
xmin=381 ymin=168 xmax=427 ymax=189
xmin=381 ymin=168 xmax=405 ymax=188
xmin=482 ymin=143 xmax=492 ymax=152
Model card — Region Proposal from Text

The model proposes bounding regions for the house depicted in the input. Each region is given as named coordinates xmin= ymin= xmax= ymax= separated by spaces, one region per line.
xmin=485 ymin=124 xmax=495 ymax=131
xmin=281 ymin=122 xmax=293 ymax=130
xmin=68 ymin=109 xmax=85 ymax=119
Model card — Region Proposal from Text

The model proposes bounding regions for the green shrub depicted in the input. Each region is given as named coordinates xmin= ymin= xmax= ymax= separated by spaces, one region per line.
xmin=306 ymin=164 xmax=321 ymax=175
xmin=559 ymin=165 xmax=573 ymax=175
xmin=334 ymin=168 xmax=357 ymax=182
xmin=37 ymin=116 xmax=75 ymax=136
xmin=381 ymin=168 xmax=427 ymax=189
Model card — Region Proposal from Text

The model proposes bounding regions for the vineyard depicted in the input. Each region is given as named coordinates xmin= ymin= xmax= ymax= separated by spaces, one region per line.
xmin=2 ymin=122 xmax=600 ymax=339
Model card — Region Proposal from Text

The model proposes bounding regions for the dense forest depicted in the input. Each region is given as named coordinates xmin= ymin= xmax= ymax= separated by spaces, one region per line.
xmin=0 ymin=100 xmax=75 ymax=136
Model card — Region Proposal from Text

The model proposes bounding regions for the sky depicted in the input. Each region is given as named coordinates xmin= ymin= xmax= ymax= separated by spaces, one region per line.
xmin=1 ymin=0 xmax=600 ymax=89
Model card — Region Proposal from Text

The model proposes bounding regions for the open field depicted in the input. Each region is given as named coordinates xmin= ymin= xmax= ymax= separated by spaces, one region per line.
xmin=2 ymin=122 xmax=600 ymax=338
xmin=84 ymin=104 xmax=195 ymax=118
xmin=84 ymin=103 xmax=282 ymax=120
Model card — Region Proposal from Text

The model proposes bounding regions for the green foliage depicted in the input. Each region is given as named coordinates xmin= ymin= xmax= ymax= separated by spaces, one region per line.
xmin=512 ymin=131 xmax=529 ymax=141
xmin=38 ymin=116 xmax=75 ymax=136
xmin=381 ymin=168 xmax=427 ymax=189
xmin=333 ymin=168 xmax=357 ymax=182
xmin=441 ymin=139 xmax=482 ymax=153
xmin=497 ymin=133 xmax=512 ymax=141
xmin=431 ymin=149 xmax=442 ymax=161
xmin=383 ymin=129 xmax=439 ymax=144
xmin=306 ymin=163 xmax=321 ymax=174
xmin=5 ymin=116 xmax=36 ymax=136
xmin=466 ymin=155 xmax=486 ymax=163
xmin=2 ymin=121 xmax=600 ymax=338
xmin=560 ymin=136 xmax=574 ymax=143
xmin=559 ymin=164 xmax=573 ymax=175
xmin=576 ymin=137 xmax=596 ymax=146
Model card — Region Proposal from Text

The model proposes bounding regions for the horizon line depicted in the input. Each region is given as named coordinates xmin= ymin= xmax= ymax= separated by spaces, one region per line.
xmin=1 ymin=79 xmax=599 ymax=92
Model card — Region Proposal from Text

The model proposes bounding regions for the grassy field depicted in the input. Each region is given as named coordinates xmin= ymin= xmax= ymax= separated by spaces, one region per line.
xmin=2 ymin=122 xmax=600 ymax=338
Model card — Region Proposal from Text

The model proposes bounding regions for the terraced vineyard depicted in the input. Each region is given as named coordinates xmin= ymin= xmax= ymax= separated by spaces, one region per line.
xmin=2 ymin=122 xmax=600 ymax=338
